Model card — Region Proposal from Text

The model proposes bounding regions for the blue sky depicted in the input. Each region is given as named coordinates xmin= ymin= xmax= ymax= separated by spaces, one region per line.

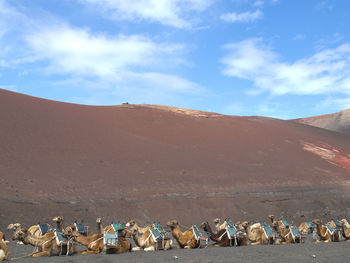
xmin=1 ymin=0 xmax=350 ymax=119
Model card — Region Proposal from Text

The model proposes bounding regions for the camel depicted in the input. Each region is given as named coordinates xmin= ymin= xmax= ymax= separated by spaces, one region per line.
xmin=130 ymin=222 xmax=172 ymax=251
xmin=268 ymin=215 xmax=290 ymax=232
xmin=242 ymin=221 xmax=274 ymax=245
xmin=298 ymin=221 xmax=314 ymax=234
xmin=167 ymin=220 xmax=200 ymax=249
xmin=270 ymin=218 xmax=303 ymax=244
xmin=126 ymin=220 xmax=150 ymax=234
xmin=312 ymin=219 xmax=339 ymax=242
xmin=201 ymin=221 xmax=231 ymax=247
xmin=96 ymin=218 xmax=130 ymax=238
xmin=7 ymin=222 xmax=50 ymax=237
xmin=213 ymin=218 xmax=226 ymax=232
xmin=12 ymin=227 xmax=75 ymax=257
xmin=0 ymin=232 xmax=10 ymax=261
xmin=63 ymin=226 xmax=132 ymax=254
xmin=339 ymin=220 xmax=350 ymax=241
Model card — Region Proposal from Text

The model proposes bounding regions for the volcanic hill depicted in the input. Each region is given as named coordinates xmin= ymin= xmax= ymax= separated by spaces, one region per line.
xmin=294 ymin=109 xmax=350 ymax=135
xmin=1 ymin=88 xmax=350 ymax=231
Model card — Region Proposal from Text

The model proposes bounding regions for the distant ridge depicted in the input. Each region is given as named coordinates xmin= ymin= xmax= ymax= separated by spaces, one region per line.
xmin=294 ymin=109 xmax=350 ymax=135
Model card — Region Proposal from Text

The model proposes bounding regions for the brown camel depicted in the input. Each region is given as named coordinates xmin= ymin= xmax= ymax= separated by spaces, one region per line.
xmin=270 ymin=218 xmax=303 ymax=244
xmin=96 ymin=218 xmax=130 ymax=238
xmin=12 ymin=227 xmax=75 ymax=257
xmin=312 ymin=219 xmax=339 ymax=242
xmin=64 ymin=227 xmax=132 ymax=254
xmin=167 ymin=220 xmax=200 ymax=249
xmin=0 ymin=232 xmax=10 ymax=261
xmin=242 ymin=221 xmax=274 ymax=245
xmin=200 ymin=221 xmax=231 ymax=247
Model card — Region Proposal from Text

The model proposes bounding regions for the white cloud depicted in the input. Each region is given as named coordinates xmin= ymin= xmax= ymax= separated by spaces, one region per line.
xmin=25 ymin=25 xmax=184 ymax=77
xmin=79 ymin=0 xmax=213 ymax=28
xmin=220 ymin=9 xmax=263 ymax=23
xmin=221 ymin=39 xmax=350 ymax=96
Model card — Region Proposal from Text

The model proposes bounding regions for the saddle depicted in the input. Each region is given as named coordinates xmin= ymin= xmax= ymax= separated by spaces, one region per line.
xmin=104 ymin=233 xmax=118 ymax=248
xmin=54 ymin=231 xmax=69 ymax=246
xmin=74 ymin=222 xmax=86 ymax=235
xmin=289 ymin=226 xmax=301 ymax=242
xmin=38 ymin=224 xmax=50 ymax=236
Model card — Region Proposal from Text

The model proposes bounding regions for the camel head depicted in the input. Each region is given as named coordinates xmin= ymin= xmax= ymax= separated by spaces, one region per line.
xmin=52 ymin=216 xmax=64 ymax=224
xmin=241 ymin=221 xmax=249 ymax=229
xmin=166 ymin=219 xmax=179 ymax=230
xmin=7 ymin=223 xmax=21 ymax=230
xmin=200 ymin=222 xmax=209 ymax=230
xmin=12 ymin=227 xmax=28 ymax=243
xmin=268 ymin=214 xmax=275 ymax=220
xmin=213 ymin=218 xmax=221 ymax=225
xmin=63 ymin=225 xmax=75 ymax=237
xmin=96 ymin=218 xmax=102 ymax=224
xmin=126 ymin=220 xmax=136 ymax=228
xmin=312 ymin=219 xmax=322 ymax=225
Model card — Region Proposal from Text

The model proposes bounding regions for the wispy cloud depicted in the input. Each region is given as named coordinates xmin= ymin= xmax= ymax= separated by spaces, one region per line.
xmin=221 ymin=38 xmax=350 ymax=96
xmin=79 ymin=0 xmax=213 ymax=29
xmin=220 ymin=9 xmax=263 ymax=23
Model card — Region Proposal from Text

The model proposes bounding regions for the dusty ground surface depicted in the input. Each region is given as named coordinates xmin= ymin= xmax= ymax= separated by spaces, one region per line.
xmin=6 ymin=234 xmax=350 ymax=263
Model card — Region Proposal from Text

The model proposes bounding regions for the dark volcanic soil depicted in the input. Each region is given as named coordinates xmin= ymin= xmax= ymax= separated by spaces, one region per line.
xmin=1 ymin=89 xmax=350 ymax=231
xmin=6 ymin=234 xmax=350 ymax=263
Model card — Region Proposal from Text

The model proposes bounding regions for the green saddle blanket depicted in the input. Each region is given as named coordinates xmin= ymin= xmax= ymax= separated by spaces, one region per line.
xmin=281 ymin=219 xmax=289 ymax=228
xmin=192 ymin=225 xmax=200 ymax=241
xmin=38 ymin=224 xmax=50 ymax=236
xmin=290 ymin=226 xmax=300 ymax=239
xmin=55 ymin=231 xmax=68 ymax=246
xmin=111 ymin=223 xmax=124 ymax=232
xmin=150 ymin=228 xmax=162 ymax=241
xmin=104 ymin=233 xmax=118 ymax=247
xmin=263 ymin=226 xmax=273 ymax=238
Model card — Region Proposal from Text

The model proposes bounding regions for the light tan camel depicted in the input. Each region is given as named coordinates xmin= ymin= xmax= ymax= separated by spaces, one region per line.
xmin=268 ymin=215 xmax=289 ymax=231
xmin=270 ymin=218 xmax=304 ymax=244
xmin=213 ymin=218 xmax=226 ymax=232
xmin=0 ymin=232 xmax=10 ymax=261
xmin=312 ymin=219 xmax=339 ymax=243
xmin=52 ymin=216 xmax=64 ymax=232
xmin=298 ymin=222 xmax=314 ymax=234
xmin=242 ymin=221 xmax=274 ymax=245
xmin=12 ymin=227 xmax=75 ymax=257
xmin=167 ymin=220 xmax=200 ymax=249
xmin=126 ymin=220 xmax=150 ymax=234
xmin=7 ymin=222 xmax=50 ymax=238
xmin=339 ymin=220 xmax=350 ymax=241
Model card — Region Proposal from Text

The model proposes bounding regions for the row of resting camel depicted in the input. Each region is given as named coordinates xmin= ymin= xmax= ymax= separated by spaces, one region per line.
xmin=1 ymin=215 xmax=350 ymax=259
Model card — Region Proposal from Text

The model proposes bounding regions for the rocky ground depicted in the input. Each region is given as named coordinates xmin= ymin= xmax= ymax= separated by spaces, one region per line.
xmin=6 ymin=234 xmax=350 ymax=263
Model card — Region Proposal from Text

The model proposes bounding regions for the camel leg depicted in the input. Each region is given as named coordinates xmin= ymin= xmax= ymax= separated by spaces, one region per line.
xmin=132 ymin=246 xmax=142 ymax=251
xmin=184 ymin=245 xmax=191 ymax=249
xmin=79 ymin=250 xmax=100 ymax=254
xmin=144 ymin=246 xmax=155 ymax=252
xmin=250 ymin=242 xmax=260 ymax=245
xmin=32 ymin=250 xmax=51 ymax=257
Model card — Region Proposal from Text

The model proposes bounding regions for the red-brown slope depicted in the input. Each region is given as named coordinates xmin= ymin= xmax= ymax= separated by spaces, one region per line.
xmin=1 ymin=89 xmax=350 ymax=230
xmin=294 ymin=109 xmax=350 ymax=135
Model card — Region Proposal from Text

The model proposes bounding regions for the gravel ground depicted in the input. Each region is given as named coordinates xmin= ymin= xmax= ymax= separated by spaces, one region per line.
xmin=6 ymin=234 xmax=350 ymax=263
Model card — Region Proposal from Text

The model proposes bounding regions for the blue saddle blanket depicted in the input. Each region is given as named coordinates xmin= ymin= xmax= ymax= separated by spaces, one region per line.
xmin=150 ymin=228 xmax=162 ymax=241
xmin=104 ymin=233 xmax=118 ymax=247
xmin=290 ymin=226 xmax=300 ymax=239
xmin=225 ymin=219 xmax=234 ymax=228
xmin=74 ymin=222 xmax=86 ymax=235
xmin=306 ymin=221 xmax=313 ymax=229
xmin=260 ymin=222 xmax=267 ymax=227
xmin=263 ymin=226 xmax=273 ymax=238
xmin=192 ymin=225 xmax=200 ymax=241
xmin=55 ymin=231 xmax=68 ymax=246
xmin=152 ymin=222 xmax=163 ymax=232
xmin=332 ymin=220 xmax=340 ymax=227
xmin=111 ymin=223 xmax=124 ymax=232
xmin=281 ymin=219 xmax=289 ymax=228
xmin=326 ymin=225 xmax=335 ymax=235
xmin=226 ymin=225 xmax=237 ymax=238
xmin=38 ymin=224 xmax=49 ymax=235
